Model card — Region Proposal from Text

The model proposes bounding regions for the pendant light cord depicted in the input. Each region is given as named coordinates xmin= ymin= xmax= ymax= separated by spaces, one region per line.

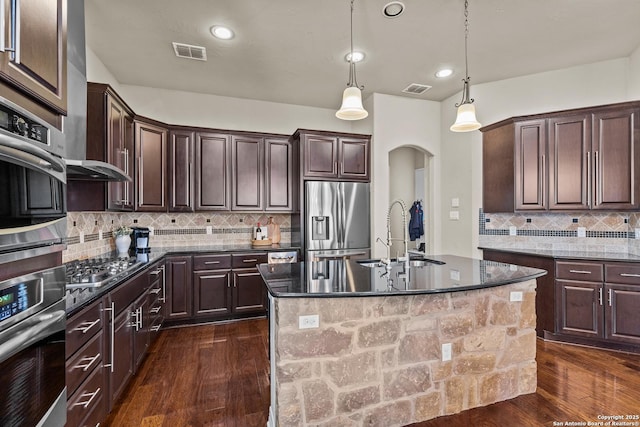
xmin=347 ymin=0 xmax=363 ymax=89
xmin=456 ymin=0 xmax=473 ymax=106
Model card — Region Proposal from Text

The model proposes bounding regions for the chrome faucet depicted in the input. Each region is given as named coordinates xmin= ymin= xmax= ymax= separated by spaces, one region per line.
xmin=383 ymin=199 xmax=410 ymax=271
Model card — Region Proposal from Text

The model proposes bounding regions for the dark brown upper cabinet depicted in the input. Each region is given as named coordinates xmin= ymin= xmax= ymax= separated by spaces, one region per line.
xmin=231 ymin=135 xmax=264 ymax=210
xmin=265 ymin=137 xmax=294 ymax=211
xmin=168 ymin=129 xmax=194 ymax=212
xmin=482 ymin=101 xmax=640 ymax=213
xmin=135 ymin=119 xmax=167 ymax=212
xmin=0 ymin=0 xmax=67 ymax=117
xmin=106 ymin=95 xmax=135 ymax=211
xmin=295 ymin=129 xmax=370 ymax=182
xmin=195 ymin=132 xmax=231 ymax=211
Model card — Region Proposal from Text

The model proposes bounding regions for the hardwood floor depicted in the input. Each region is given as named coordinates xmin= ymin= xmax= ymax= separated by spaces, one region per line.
xmin=105 ymin=319 xmax=640 ymax=427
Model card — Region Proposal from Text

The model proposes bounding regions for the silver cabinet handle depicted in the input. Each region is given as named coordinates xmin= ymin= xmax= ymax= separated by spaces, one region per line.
xmin=150 ymin=306 xmax=161 ymax=314
xmin=620 ymin=273 xmax=640 ymax=278
xmin=72 ymin=388 xmax=101 ymax=409
xmin=204 ymin=261 xmax=221 ymax=265
xmin=150 ymin=325 xmax=161 ymax=332
xmin=586 ymin=151 xmax=591 ymax=207
xmin=71 ymin=318 xmax=100 ymax=334
xmin=608 ymin=288 xmax=613 ymax=307
xmin=160 ymin=265 xmax=166 ymax=303
xmin=73 ymin=353 xmax=101 ymax=372
xmin=594 ymin=150 xmax=600 ymax=206
xmin=599 ymin=287 xmax=603 ymax=306
xmin=569 ymin=270 xmax=592 ymax=274
xmin=541 ymin=154 xmax=546 ymax=206
xmin=150 ymin=288 xmax=161 ymax=294
xmin=102 ymin=302 xmax=115 ymax=373
xmin=242 ymin=259 xmax=258 ymax=263
xmin=150 ymin=269 xmax=162 ymax=276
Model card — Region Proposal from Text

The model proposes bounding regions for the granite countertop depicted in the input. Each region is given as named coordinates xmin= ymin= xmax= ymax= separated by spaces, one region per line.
xmin=257 ymin=254 xmax=546 ymax=298
xmin=65 ymin=244 xmax=301 ymax=316
xmin=479 ymin=247 xmax=640 ymax=262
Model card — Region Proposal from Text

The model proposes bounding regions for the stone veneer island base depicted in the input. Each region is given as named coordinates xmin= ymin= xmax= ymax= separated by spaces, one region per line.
xmin=269 ymin=278 xmax=538 ymax=426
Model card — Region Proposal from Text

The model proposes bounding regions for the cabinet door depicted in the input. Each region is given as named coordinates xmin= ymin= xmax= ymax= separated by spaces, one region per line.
xmin=195 ymin=132 xmax=230 ymax=210
xmin=339 ymin=137 xmax=369 ymax=181
xmin=132 ymin=292 xmax=149 ymax=372
xmin=0 ymin=0 xmax=67 ymax=114
xmin=107 ymin=97 xmax=126 ymax=210
xmin=135 ymin=121 xmax=167 ymax=212
xmin=193 ymin=270 xmax=232 ymax=318
xmin=548 ymin=114 xmax=591 ymax=210
xmin=514 ymin=120 xmax=547 ymax=210
xmin=122 ymin=115 xmax=135 ymax=210
xmin=231 ymin=135 xmax=263 ymax=210
xmin=265 ymin=138 xmax=293 ymax=211
xmin=303 ymin=134 xmax=338 ymax=178
xmin=604 ymin=283 xmax=640 ymax=345
xmin=556 ymin=279 xmax=603 ymax=339
xmin=165 ymin=256 xmax=193 ymax=320
xmin=232 ymin=269 xmax=267 ymax=315
xmin=169 ymin=130 xmax=194 ymax=212
xmin=109 ymin=306 xmax=134 ymax=407
xmin=591 ymin=108 xmax=640 ymax=210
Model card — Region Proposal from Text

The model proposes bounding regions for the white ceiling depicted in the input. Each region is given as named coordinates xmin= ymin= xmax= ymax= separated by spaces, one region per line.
xmin=85 ymin=0 xmax=640 ymax=110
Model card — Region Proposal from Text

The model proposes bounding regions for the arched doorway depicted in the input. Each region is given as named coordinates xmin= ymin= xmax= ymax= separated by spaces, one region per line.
xmin=388 ymin=146 xmax=433 ymax=257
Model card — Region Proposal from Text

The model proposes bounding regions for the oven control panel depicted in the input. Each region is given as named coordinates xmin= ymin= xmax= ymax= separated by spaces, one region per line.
xmin=0 ymin=103 xmax=49 ymax=146
xmin=0 ymin=279 xmax=41 ymax=323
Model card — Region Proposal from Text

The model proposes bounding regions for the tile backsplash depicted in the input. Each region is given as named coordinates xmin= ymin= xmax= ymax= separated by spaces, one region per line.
xmin=64 ymin=211 xmax=292 ymax=262
xmin=479 ymin=210 xmax=640 ymax=255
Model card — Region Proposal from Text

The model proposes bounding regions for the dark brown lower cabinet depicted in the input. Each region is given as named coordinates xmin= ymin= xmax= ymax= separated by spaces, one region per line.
xmin=233 ymin=269 xmax=268 ymax=315
xmin=165 ymin=256 xmax=193 ymax=320
xmin=132 ymin=292 xmax=150 ymax=371
xmin=556 ymin=279 xmax=602 ymax=338
xmin=194 ymin=269 xmax=232 ymax=318
xmin=109 ymin=304 xmax=133 ymax=406
xmin=605 ymin=283 xmax=640 ymax=345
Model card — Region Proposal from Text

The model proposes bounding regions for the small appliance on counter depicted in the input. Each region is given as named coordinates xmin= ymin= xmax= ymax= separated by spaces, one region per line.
xmin=129 ymin=227 xmax=151 ymax=253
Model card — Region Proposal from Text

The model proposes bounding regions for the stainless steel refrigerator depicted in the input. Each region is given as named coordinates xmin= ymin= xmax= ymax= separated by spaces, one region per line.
xmin=304 ymin=181 xmax=370 ymax=262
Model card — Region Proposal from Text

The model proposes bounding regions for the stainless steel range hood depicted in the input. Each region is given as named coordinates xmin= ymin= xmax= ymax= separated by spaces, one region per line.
xmin=64 ymin=0 xmax=130 ymax=183
xmin=64 ymin=158 xmax=131 ymax=181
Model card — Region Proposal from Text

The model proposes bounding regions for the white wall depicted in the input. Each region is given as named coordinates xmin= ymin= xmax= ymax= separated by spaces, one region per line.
xmin=439 ymin=57 xmax=632 ymax=258
xmin=371 ymin=93 xmax=441 ymax=258
xmin=86 ymin=47 xmax=124 ymax=94
xmin=388 ymin=147 xmax=417 ymax=257
xmin=629 ymin=45 xmax=640 ymax=99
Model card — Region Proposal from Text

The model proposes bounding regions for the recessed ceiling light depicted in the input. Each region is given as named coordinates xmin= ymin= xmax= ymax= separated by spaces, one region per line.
xmin=345 ymin=51 xmax=365 ymax=63
xmin=435 ymin=68 xmax=453 ymax=78
xmin=210 ymin=25 xmax=234 ymax=40
xmin=382 ymin=1 xmax=405 ymax=18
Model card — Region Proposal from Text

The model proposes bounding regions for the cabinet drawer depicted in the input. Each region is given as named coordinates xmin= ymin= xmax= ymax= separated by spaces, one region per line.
xmin=232 ymin=253 xmax=268 ymax=269
xmin=66 ymin=330 xmax=103 ymax=397
xmin=605 ymin=263 xmax=640 ymax=285
xmin=66 ymin=300 xmax=103 ymax=358
xmin=109 ymin=271 xmax=148 ymax=314
xmin=66 ymin=363 xmax=105 ymax=427
xmin=556 ymin=261 xmax=603 ymax=282
xmin=194 ymin=254 xmax=232 ymax=270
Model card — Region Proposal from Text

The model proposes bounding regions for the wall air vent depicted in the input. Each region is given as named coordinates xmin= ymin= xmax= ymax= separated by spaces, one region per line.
xmin=402 ymin=83 xmax=432 ymax=95
xmin=172 ymin=42 xmax=207 ymax=61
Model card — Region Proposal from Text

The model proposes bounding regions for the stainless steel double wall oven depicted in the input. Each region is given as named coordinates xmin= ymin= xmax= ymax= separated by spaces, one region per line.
xmin=0 ymin=96 xmax=67 ymax=427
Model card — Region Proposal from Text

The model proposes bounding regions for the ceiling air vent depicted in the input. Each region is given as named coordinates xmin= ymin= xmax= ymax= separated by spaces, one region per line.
xmin=172 ymin=42 xmax=207 ymax=61
xmin=402 ymin=83 xmax=432 ymax=95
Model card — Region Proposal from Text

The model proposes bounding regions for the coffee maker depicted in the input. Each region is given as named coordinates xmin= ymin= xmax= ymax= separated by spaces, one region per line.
xmin=129 ymin=227 xmax=151 ymax=254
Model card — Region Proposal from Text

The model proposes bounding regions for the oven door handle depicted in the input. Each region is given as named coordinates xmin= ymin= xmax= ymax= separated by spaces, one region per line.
xmin=0 ymin=301 xmax=65 ymax=363
xmin=0 ymin=130 xmax=66 ymax=183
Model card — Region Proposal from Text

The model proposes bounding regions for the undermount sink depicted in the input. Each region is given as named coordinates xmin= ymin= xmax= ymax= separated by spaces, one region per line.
xmin=356 ymin=258 xmax=445 ymax=269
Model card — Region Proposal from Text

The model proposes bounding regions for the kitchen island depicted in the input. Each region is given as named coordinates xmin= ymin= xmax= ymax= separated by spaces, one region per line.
xmin=258 ymin=255 xmax=546 ymax=427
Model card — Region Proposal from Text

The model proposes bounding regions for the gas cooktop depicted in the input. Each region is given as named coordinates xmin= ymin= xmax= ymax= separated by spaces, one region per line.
xmin=65 ymin=256 xmax=140 ymax=289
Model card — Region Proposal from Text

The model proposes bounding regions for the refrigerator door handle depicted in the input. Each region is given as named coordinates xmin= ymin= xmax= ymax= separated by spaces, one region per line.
xmin=313 ymin=251 xmax=367 ymax=259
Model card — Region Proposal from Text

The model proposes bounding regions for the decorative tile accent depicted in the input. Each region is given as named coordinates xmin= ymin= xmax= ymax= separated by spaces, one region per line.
xmin=479 ymin=209 xmax=635 ymax=253
xmin=63 ymin=212 xmax=292 ymax=262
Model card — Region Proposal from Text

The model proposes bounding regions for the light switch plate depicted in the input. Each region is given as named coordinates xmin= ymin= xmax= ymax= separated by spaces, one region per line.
xmin=577 ymin=227 xmax=586 ymax=238
xmin=451 ymin=198 xmax=460 ymax=208
xmin=509 ymin=226 xmax=517 ymax=236
xmin=299 ymin=314 xmax=319 ymax=329
xmin=450 ymin=269 xmax=461 ymax=281
xmin=449 ymin=211 xmax=460 ymax=220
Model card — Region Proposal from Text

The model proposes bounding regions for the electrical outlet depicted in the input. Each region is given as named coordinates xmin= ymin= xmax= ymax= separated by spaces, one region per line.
xmin=299 ymin=314 xmax=319 ymax=329
xmin=79 ymin=231 xmax=84 ymax=243
xmin=635 ymin=228 xmax=640 ymax=239
xmin=449 ymin=211 xmax=460 ymax=220
xmin=148 ymin=226 xmax=155 ymax=236
xmin=510 ymin=291 xmax=523 ymax=302
xmin=442 ymin=343 xmax=452 ymax=361
xmin=98 ymin=230 xmax=103 ymax=240
xmin=206 ymin=226 xmax=212 ymax=235
xmin=577 ymin=227 xmax=586 ymax=238
xmin=509 ymin=226 xmax=517 ymax=236
xmin=450 ymin=269 xmax=461 ymax=281
xmin=451 ymin=198 xmax=460 ymax=208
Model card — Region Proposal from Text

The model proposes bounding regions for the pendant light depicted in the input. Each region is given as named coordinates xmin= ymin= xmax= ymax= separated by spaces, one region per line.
xmin=450 ymin=0 xmax=481 ymax=132
xmin=336 ymin=0 xmax=368 ymax=120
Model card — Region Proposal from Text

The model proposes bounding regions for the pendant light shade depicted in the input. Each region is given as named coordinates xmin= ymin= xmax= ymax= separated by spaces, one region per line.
xmin=336 ymin=0 xmax=368 ymax=121
xmin=450 ymin=0 xmax=481 ymax=132
xmin=337 ymin=86 xmax=368 ymax=120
